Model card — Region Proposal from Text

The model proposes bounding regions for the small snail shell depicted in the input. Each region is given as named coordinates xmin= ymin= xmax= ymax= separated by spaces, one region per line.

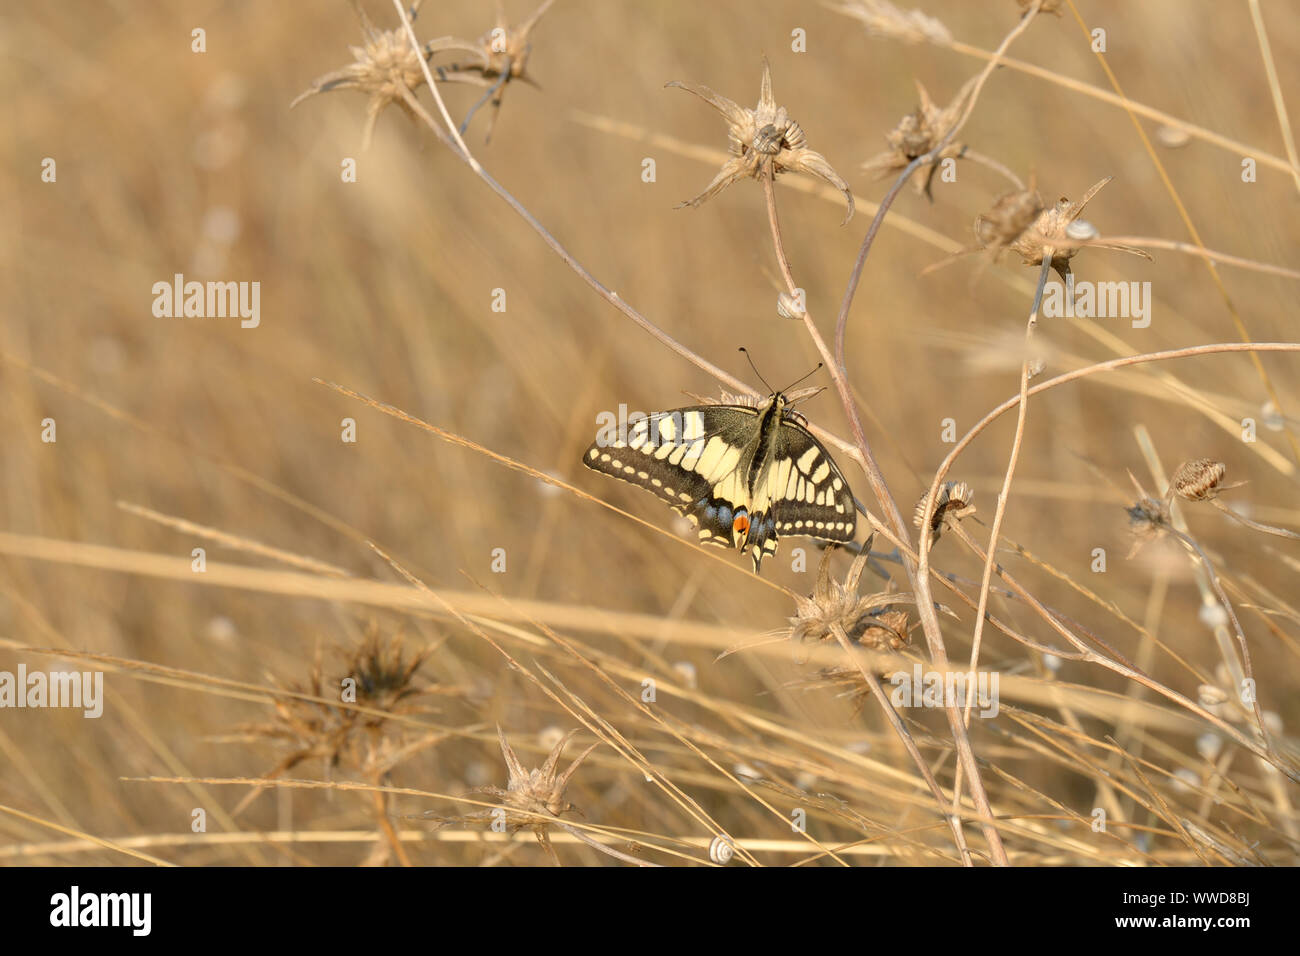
xmin=708 ymin=834 xmax=735 ymax=864
xmin=1065 ymin=219 xmax=1099 ymax=242
xmin=777 ymin=290 xmax=805 ymax=319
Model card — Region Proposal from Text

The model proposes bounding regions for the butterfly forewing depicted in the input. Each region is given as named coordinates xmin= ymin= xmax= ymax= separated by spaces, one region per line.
xmin=582 ymin=396 xmax=855 ymax=572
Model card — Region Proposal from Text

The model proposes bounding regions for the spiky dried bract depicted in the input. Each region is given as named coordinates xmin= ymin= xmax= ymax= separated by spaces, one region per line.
xmin=244 ymin=626 xmax=433 ymax=777
xmin=667 ymin=59 xmax=854 ymax=223
xmin=291 ymin=2 xmax=485 ymax=149
xmin=465 ymin=727 xmax=597 ymax=862
xmin=914 ymin=481 xmax=976 ymax=544
xmin=1125 ymin=495 xmax=1170 ymax=557
xmin=788 ymin=541 xmax=914 ymax=650
xmin=830 ymin=0 xmax=953 ymax=45
xmin=433 ymin=0 xmax=556 ymax=138
xmin=977 ymin=177 xmax=1153 ymax=280
xmin=974 ymin=181 xmax=1046 ymax=259
xmin=1171 ymin=459 xmax=1233 ymax=501
xmin=863 ymin=77 xmax=979 ymax=198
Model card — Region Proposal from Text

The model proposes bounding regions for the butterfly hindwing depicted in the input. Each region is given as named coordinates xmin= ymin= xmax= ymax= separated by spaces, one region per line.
xmin=582 ymin=396 xmax=856 ymax=572
xmin=766 ymin=418 xmax=857 ymax=543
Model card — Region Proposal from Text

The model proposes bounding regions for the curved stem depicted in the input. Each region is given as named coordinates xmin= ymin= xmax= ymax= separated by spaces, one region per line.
xmin=762 ymin=168 xmax=1007 ymax=866
xmin=834 ymin=2 xmax=1041 ymax=371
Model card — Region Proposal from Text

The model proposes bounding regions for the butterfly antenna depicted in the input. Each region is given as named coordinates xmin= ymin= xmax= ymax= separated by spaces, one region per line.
xmin=778 ymin=362 xmax=824 ymax=395
xmin=738 ymin=347 xmax=775 ymax=394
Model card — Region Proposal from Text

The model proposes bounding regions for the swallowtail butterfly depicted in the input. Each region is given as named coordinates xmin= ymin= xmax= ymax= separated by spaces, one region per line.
xmin=582 ymin=392 xmax=856 ymax=572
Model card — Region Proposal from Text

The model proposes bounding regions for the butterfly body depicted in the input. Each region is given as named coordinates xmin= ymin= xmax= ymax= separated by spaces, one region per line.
xmin=582 ymin=393 xmax=856 ymax=572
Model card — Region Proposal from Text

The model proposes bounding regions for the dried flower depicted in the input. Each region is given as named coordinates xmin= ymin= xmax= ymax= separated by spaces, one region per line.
xmin=433 ymin=0 xmax=556 ymax=140
xmin=243 ymin=627 xmax=433 ymax=779
xmin=973 ymin=178 xmax=1045 ymax=259
xmin=788 ymin=540 xmax=914 ymax=649
xmin=291 ymin=0 xmax=486 ymax=149
xmin=976 ymin=176 xmax=1152 ymax=281
xmin=829 ymin=0 xmax=953 ymax=45
xmin=469 ymin=727 xmax=597 ymax=863
xmin=1171 ymin=459 xmax=1243 ymax=502
xmin=667 ymin=59 xmax=854 ymax=223
xmin=863 ymin=76 xmax=978 ymax=199
xmin=914 ymin=481 xmax=976 ymax=544
xmin=1125 ymin=494 xmax=1170 ymax=556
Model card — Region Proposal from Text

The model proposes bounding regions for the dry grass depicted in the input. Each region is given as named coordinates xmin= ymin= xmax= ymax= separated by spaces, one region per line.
xmin=1 ymin=0 xmax=1298 ymax=866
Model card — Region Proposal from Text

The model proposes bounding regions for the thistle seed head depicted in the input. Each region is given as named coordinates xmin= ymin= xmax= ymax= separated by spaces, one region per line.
xmin=667 ymin=59 xmax=854 ymax=223
xmin=1171 ymin=458 xmax=1236 ymax=502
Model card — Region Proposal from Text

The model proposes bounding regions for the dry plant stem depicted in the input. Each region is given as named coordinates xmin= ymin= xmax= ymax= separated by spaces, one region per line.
xmin=934 ymin=39 xmax=1298 ymax=177
xmin=820 ymin=6 xmax=1047 ymax=863
xmin=835 ymin=1 xmax=1040 ymax=370
xmin=390 ymin=0 xmax=478 ymax=170
xmin=1210 ymin=500 xmax=1300 ymax=540
xmin=551 ymin=819 xmax=658 ymax=866
xmin=761 ymin=170 xmax=1006 ymax=866
xmin=828 ymin=622 xmax=972 ymax=864
xmin=967 ymin=257 xmax=1054 ymax=677
xmin=1247 ymin=0 xmax=1300 ymax=196
xmin=962 ymin=149 xmax=1024 ymax=189
xmin=375 ymin=554 xmax=713 ymax=865
xmin=395 ymin=85 xmax=752 ymax=397
xmin=915 ymin=343 xmax=1300 ymax=780
xmin=950 ymin=257 xmax=1053 ymax=820
xmin=1064 ymin=0 xmax=1300 ymax=471
xmin=1078 ymin=236 xmax=1300 ymax=282
xmin=370 ymin=782 xmax=412 ymax=866
xmin=1163 ymin=525 xmax=1271 ymax=753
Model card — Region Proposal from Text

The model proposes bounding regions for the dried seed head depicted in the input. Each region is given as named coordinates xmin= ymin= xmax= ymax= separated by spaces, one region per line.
xmin=428 ymin=0 xmax=556 ymax=140
xmin=859 ymin=607 xmax=912 ymax=651
xmin=974 ymin=182 xmax=1046 ymax=256
xmin=667 ymin=58 xmax=854 ymax=223
xmin=1171 ymin=458 xmax=1230 ymax=501
xmin=1125 ymin=495 xmax=1170 ymax=555
xmin=471 ymin=0 xmax=555 ymax=80
xmin=240 ymin=625 xmax=434 ymax=787
xmin=863 ymin=77 xmax=978 ymax=198
xmin=482 ymin=727 xmax=596 ymax=827
xmin=787 ymin=540 xmax=914 ymax=649
xmin=430 ymin=726 xmax=597 ymax=864
xmin=978 ymin=177 xmax=1152 ymax=281
xmin=291 ymin=4 xmax=486 ymax=150
xmin=914 ymin=481 xmax=976 ymax=543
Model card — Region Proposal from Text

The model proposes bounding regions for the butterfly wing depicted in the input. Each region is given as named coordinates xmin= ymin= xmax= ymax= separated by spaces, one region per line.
xmin=582 ymin=405 xmax=760 ymax=549
xmin=581 ymin=402 xmax=857 ymax=573
xmin=766 ymin=417 xmax=857 ymax=542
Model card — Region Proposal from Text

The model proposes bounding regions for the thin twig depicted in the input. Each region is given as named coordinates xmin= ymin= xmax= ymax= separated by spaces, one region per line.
xmin=762 ymin=167 xmax=980 ymax=864
xmin=834 ymin=2 xmax=1041 ymax=370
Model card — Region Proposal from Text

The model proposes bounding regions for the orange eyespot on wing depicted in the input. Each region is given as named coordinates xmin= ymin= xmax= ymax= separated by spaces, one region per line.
xmin=732 ymin=513 xmax=750 ymax=534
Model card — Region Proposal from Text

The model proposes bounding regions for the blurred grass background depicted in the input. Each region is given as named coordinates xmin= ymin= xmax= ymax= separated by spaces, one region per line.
xmin=1 ymin=0 xmax=1298 ymax=864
